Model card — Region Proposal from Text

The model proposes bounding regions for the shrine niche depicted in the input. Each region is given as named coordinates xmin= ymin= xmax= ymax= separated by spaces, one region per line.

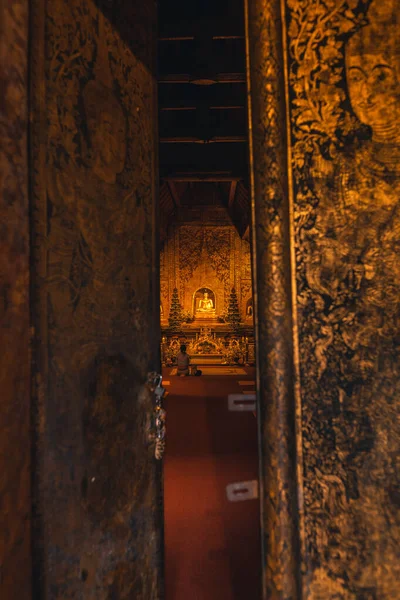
xmin=160 ymin=207 xmax=252 ymax=327
xmin=193 ymin=287 xmax=216 ymax=320
xmin=159 ymin=203 xmax=254 ymax=362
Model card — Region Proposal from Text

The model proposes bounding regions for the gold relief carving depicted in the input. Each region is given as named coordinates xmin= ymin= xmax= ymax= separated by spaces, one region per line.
xmin=160 ymin=281 xmax=169 ymax=300
xmin=288 ymin=0 xmax=368 ymax=172
xmin=178 ymin=226 xmax=231 ymax=284
xmin=246 ymin=0 xmax=301 ymax=597
xmin=288 ymin=0 xmax=400 ymax=595
xmin=242 ymin=240 xmax=252 ymax=279
xmin=204 ymin=229 xmax=230 ymax=284
xmin=178 ymin=226 xmax=203 ymax=283
xmin=163 ymin=223 xmax=249 ymax=319
xmin=241 ymin=281 xmax=252 ymax=300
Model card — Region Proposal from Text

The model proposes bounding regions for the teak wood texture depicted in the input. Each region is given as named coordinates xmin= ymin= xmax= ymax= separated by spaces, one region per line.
xmin=0 ymin=1 xmax=32 ymax=598
xmin=248 ymin=0 xmax=400 ymax=598
xmin=29 ymin=1 xmax=162 ymax=598
xmin=1 ymin=0 xmax=400 ymax=598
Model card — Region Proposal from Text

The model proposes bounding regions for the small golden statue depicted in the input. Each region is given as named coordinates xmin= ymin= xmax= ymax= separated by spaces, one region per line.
xmin=198 ymin=291 xmax=214 ymax=312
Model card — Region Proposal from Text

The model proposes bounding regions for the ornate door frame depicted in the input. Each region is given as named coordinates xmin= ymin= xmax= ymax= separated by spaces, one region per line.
xmin=245 ymin=0 xmax=303 ymax=598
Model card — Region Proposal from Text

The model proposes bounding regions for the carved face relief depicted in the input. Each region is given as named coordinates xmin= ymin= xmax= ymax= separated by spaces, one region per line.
xmin=346 ymin=49 xmax=400 ymax=140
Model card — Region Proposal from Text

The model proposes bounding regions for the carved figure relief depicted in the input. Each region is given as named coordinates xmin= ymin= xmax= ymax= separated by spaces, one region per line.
xmin=288 ymin=0 xmax=400 ymax=595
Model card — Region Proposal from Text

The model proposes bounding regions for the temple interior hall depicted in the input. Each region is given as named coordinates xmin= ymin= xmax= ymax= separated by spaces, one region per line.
xmin=158 ymin=0 xmax=254 ymax=363
xmin=158 ymin=0 xmax=261 ymax=598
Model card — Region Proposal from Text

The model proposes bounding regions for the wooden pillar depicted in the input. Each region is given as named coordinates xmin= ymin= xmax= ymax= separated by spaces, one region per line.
xmin=0 ymin=1 xmax=32 ymax=598
xmin=244 ymin=0 xmax=302 ymax=598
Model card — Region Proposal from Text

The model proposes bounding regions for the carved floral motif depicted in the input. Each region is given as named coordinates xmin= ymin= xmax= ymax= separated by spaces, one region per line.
xmin=287 ymin=0 xmax=400 ymax=595
xmin=204 ymin=229 xmax=231 ymax=283
xmin=178 ymin=226 xmax=203 ymax=283
xmin=178 ymin=226 xmax=231 ymax=284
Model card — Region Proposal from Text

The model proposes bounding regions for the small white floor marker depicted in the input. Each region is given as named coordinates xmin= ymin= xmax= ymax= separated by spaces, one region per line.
xmin=228 ymin=393 xmax=256 ymax=411
xmin=226 ymin=480 xmax=259 ymax=502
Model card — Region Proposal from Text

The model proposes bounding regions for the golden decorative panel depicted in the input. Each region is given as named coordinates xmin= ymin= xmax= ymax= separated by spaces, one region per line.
xmin=249 ymin=0 xmax=400 ymax=600
xmin=248 ymin=0 xmax=400 ymax=597
xmin=160 ymin=219 xmax=252 ymax=321
xmin=287 ymin=1 xmax=400 ymax=596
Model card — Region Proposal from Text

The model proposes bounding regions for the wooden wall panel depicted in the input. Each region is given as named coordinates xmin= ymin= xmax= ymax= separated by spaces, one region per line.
xmin=287 ymin=1 xmax=400 ymax=596
xmin=0 ymin=1 xmax=32 ymax=598
xmin=30 ymin=1 xmax=162 ymax=597
xmin=248 ymin=0 xmax=400 ymax=597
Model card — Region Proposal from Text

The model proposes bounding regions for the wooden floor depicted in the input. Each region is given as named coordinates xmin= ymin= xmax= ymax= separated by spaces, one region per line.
xmin=163 ymin=367 xmax=261 ymax=600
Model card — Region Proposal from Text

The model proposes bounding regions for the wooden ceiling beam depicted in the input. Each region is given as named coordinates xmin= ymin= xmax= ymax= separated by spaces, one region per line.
xmin=167 ymin=181 xmax=181 ymax=207
xmin=160 ymin=106 xmax=244 ymax=111
xmin=160 ymin=136 xmax=246 ymax=143
xmin=242 ymin=225 xmax=250 ymax=240
xmin=158 ymin=20 xmax=244 ymax=40
xmin=164 ymin=173 xmax=243 ymax=182
xmin=158 ymin=82 xmax=246 ymax=109
xmin=228 ymin=180 xmax=238 ymax=207
xmin=158 ymin=73 xmax=245 ymax=84
xmin=159 ymin=35 xmax=244 ymax=41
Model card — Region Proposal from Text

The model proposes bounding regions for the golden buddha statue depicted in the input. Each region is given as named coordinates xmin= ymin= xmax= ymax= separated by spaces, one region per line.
xmin=195 ymin=290 xmax=216 ymax=320
xmin=198 ymin=292 xmax=214 ymax=312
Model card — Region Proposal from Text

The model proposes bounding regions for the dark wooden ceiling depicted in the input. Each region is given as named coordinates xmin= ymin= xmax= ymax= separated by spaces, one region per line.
xmin=157 ymin=0 xmax=250 ymax=242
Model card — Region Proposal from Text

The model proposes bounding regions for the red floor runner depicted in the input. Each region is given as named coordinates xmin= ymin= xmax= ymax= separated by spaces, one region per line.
xmin=163 ymin=369 xmax=261 ymax=600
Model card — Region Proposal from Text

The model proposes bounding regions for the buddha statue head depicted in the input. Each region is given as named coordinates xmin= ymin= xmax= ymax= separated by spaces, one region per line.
xmin=345 ymin=1 xmax=400 ymax=143
xmin=83 ymin=80 xmax=127 ymax=184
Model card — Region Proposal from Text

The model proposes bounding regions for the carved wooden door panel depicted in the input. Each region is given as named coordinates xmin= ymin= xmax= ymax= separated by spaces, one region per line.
xmin=246 ymin=0 xmax=400 ymax=598
xmin=30 ymin=1 xmax=163 ymax=598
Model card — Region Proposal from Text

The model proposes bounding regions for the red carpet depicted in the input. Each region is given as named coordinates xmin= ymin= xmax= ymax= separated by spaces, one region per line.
xmin=163 ymin=368 xmax=261 ymax=600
